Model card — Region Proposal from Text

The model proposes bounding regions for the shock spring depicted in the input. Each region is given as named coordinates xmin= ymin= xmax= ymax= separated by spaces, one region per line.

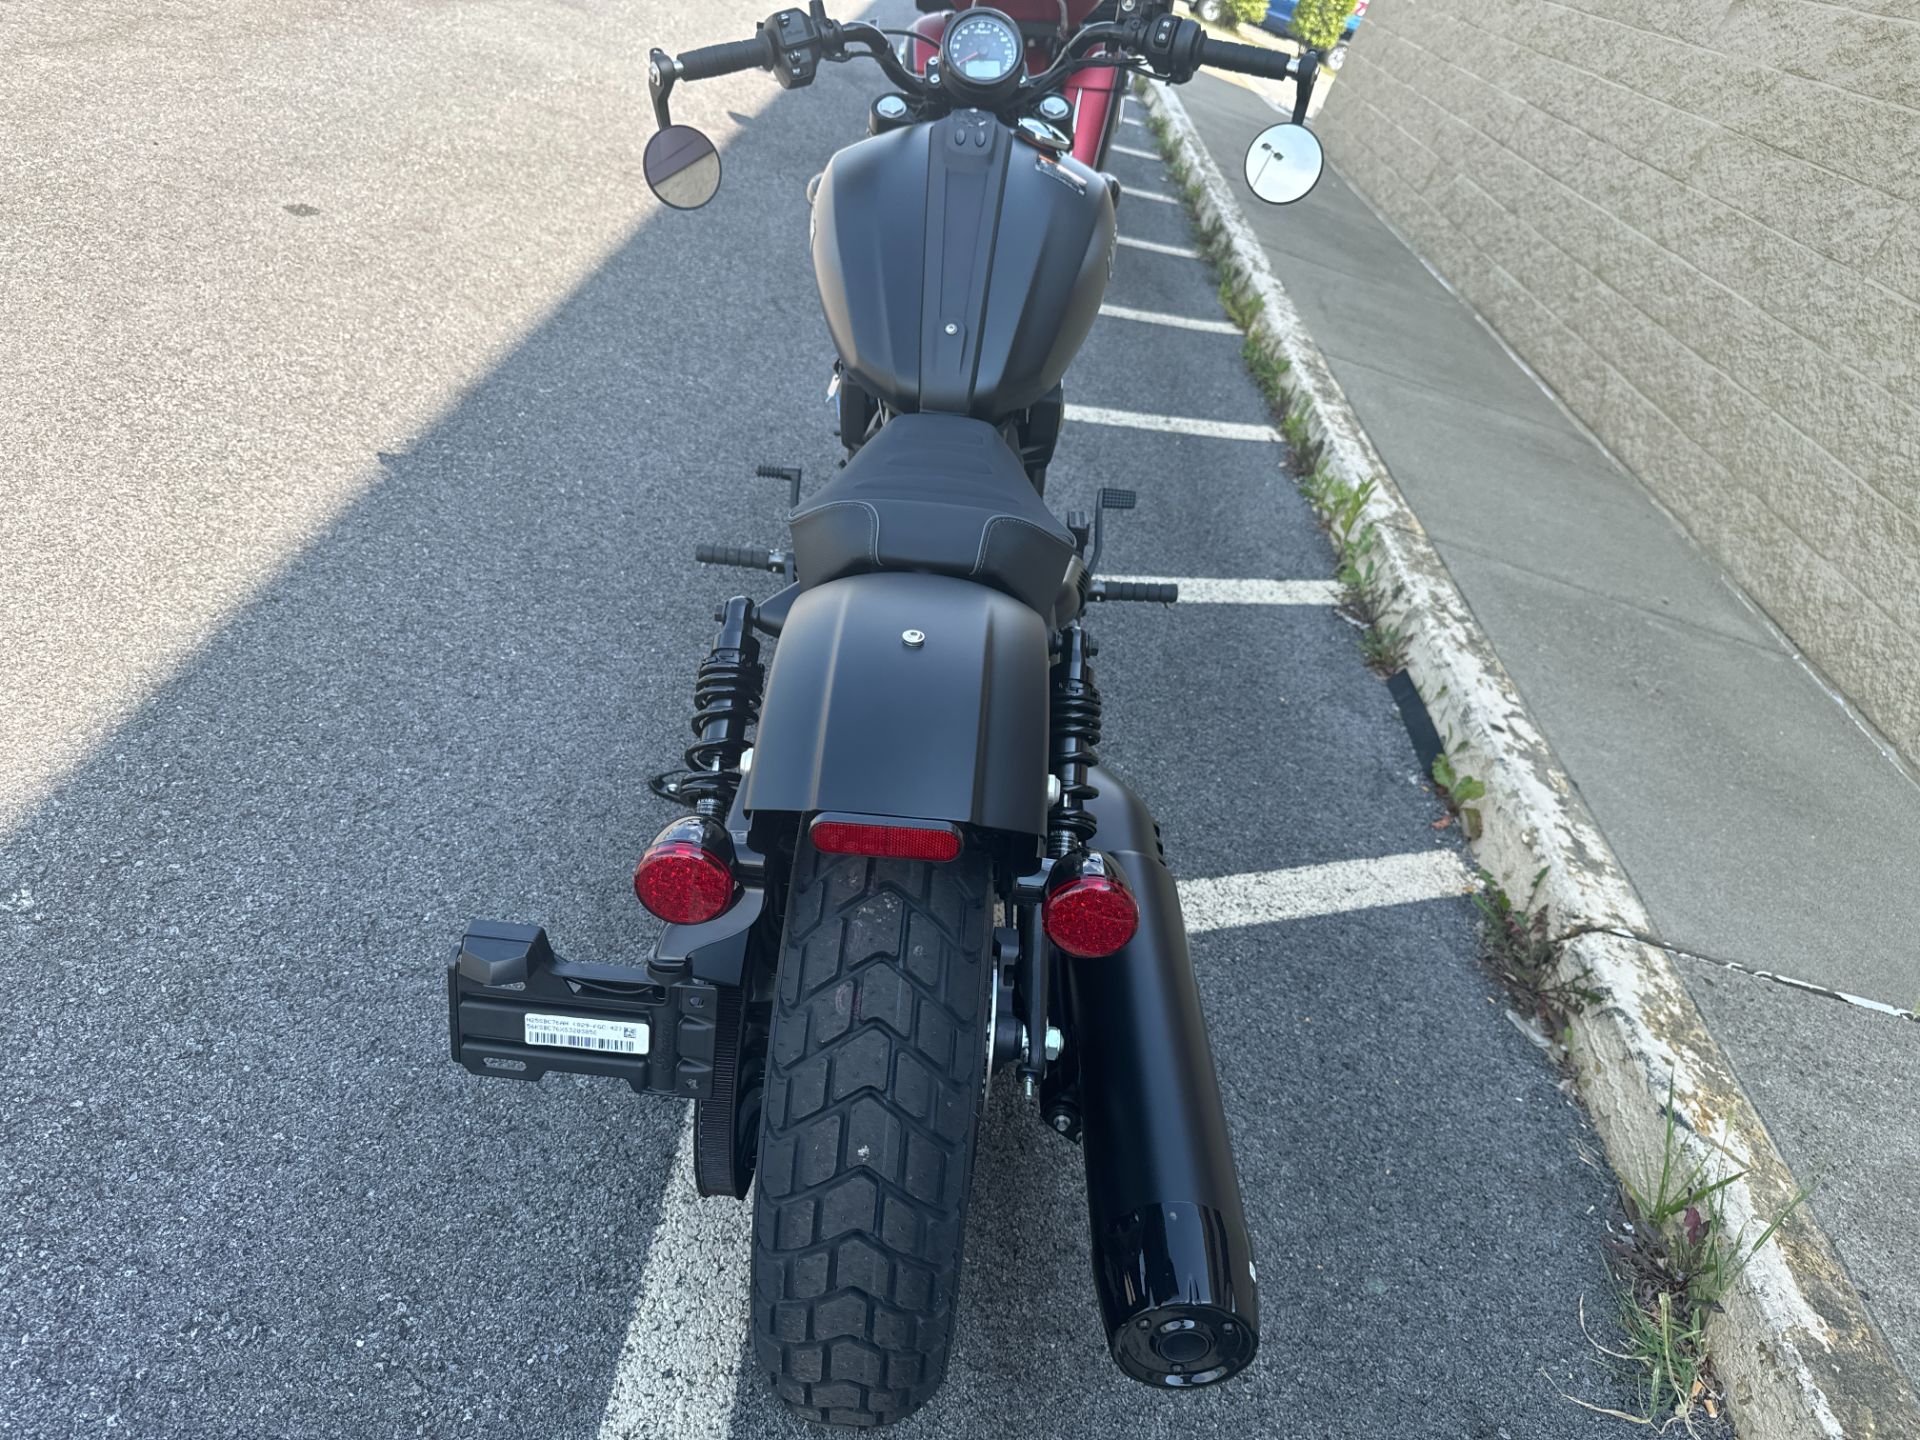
xmin=1048 ymin=621 xmax=1102 ymax=856
xmin=659 ymin=595 xmax=764 ymax=815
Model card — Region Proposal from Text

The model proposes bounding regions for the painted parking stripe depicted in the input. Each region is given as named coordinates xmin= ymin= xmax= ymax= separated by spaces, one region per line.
xmin=1181 ymin=851 xmax=1476 ymax=934
xmin=1065 ymin=403 xmax=1281 ymax=443
xmin=1115 ymin=234 xmax=1201 ymax=259
xmin=1104 ymin=576 xmax=1342 ymax=605
xmin=1112 ymin=142 xmax=1158 ymax=160
xmin=597 ymin=1115 xmax=752 ymax=1440
xmin=1128 ymin=188 xmax=1179 ymax=205
xmin=1098 ymin=303 xmax=1240 ymax=335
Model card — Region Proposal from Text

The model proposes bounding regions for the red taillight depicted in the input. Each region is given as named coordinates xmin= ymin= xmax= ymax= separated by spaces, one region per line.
xmin=633 ymin=817 xmax=736 ymax=925
xmin=811 ymin=818 xmax=962 ymax=863
xmin=1044 ymin=874 xmax=1139 ymax=958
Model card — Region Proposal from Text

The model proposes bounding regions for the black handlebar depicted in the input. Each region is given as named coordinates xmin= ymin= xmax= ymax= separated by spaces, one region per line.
xmin=1194 ymin=36 xmax=1294 ymax=83
xmin=1189 ymin=33 xmax=1319 ymax=123
xmin=650 ymin=9 xmax=1318 ymax=131
xmin=674 ymin=32 xmax=778 ymax=83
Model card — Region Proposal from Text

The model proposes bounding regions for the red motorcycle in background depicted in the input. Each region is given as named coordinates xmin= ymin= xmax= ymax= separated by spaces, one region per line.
xmin=901 ymin=1 xmax=1132 ymax=168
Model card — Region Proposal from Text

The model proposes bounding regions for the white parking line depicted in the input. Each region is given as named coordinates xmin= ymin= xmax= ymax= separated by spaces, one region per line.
xmin=1104 ymin=576 xmax=1342 ymax=605
xmin=1115 ymin=234 xmax=1201 ymax=259
xmin=1112 ymin=143 xmax=1158 ymax=160
xmin=1065 ymin=403 xmax=1281 ymax=442
xmin=1097 ymin=303 xmax=1239 ymax=334
xmin=1128 ymin=188 xmax=1179 ymax=205
xmin=1181 ymin=851 xmax=1476 ymax=934
xmin=597 ymin=1115 xmax=753 ymax=1440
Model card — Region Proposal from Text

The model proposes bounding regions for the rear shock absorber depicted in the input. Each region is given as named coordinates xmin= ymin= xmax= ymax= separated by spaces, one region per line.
xmin=660 ymin=595 xmax=764 ymax=817
xmin=1048 ymin=620 xmax=1102 ymax=857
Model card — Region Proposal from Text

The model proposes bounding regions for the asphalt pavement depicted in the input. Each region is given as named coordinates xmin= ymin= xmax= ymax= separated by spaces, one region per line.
xmin=5 ymin=4 xmax=1642 ymax=1437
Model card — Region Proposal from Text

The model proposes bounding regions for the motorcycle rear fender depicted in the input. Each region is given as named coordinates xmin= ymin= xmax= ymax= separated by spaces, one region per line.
xmin=741 ymin=571 xmax=1050 ymax=847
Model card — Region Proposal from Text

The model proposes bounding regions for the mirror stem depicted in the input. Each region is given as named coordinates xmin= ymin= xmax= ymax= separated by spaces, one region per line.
xmin=1291 ymin=50 xmax=1318 ymax=127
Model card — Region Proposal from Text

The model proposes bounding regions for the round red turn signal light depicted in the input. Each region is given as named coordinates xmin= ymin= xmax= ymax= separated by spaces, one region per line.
xmin=1044 ymin=872 xmax=1140 ymax=959
xmin=633 ymin=816 xmax=736 ymax=925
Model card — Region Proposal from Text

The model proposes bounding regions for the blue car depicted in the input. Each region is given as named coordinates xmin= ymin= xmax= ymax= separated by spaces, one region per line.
xmin=1263 ymin=0 xmax=1366 ymax=65
xmin=1190 ymin=0 xmax=1366 ymax=68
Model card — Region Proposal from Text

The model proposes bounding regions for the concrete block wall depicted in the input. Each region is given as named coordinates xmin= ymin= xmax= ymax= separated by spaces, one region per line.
xmin=1323 ymin=0 xmax=1920 ymax=762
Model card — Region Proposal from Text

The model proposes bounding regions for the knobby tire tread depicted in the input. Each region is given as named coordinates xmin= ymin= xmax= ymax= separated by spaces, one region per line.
xmin=749 ymin=841 xmax=993 ymax=1428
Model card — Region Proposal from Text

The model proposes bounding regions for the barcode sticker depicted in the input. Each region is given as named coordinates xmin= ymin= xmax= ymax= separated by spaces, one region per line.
xmin=523 ymin=1012 xmax=649 ymax=1055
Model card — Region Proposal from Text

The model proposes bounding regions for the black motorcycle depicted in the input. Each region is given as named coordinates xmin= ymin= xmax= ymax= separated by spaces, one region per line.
xmin=445 ymin=3 xmax=1322 ymax=1426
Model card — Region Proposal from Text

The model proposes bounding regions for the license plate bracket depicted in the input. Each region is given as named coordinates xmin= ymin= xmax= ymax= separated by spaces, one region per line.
xmin=446 ymin=919 xmax=724 ymax=1098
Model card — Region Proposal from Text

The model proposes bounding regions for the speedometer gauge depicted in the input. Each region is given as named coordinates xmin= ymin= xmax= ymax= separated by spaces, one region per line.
xmin=943 ymin=10 xmax=1023 ymax=88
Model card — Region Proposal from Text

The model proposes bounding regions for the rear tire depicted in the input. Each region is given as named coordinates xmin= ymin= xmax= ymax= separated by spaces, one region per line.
xmin=750 ymin=839 xmax=994 ymax=1428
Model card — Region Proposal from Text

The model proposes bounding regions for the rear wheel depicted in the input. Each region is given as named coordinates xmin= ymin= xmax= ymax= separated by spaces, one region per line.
xmin=750 ymin=839 xmax=994 ymax=1427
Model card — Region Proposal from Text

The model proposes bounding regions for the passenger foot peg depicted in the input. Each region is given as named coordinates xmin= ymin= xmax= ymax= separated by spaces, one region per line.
xmin=1089 ymin=579 xmax=1179 ymax=603
xmin=694 ymin=543 xmax=786 ymax=572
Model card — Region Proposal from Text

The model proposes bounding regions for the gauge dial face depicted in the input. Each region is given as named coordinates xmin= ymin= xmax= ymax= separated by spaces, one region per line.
xmin=944 ymin=12 xmax=1022 ymax=86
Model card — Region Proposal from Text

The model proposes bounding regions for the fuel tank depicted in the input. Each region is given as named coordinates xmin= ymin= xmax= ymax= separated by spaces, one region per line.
xmin=811 ymin=109 xmax=1116 ymax=420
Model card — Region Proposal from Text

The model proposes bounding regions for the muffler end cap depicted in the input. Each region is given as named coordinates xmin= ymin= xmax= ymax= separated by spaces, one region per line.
xmin=1110 ymin=1302 xmax=1258 ymax=1387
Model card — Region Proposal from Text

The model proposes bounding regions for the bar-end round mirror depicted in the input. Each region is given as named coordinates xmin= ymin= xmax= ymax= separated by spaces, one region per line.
xmin=645 ymin=125 xmax=722 ymax=211
xmin=1243 ymin=122 xmax=1323 ymax=206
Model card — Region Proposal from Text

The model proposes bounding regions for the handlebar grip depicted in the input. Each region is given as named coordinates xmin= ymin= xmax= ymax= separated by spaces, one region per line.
xmin=1092 ymin=580 xmax=1180 ymax=604
xmin=695 ymin=543 xmax=778 ymax=570
xmin=674 ymin=32 xmax=777 ymax=82
xmin=1195 ymin=36 xmax=1297 ymax=82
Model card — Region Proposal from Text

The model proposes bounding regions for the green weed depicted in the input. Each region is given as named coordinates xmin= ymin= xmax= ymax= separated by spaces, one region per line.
xmin=1596 ymin=1083 xmax=1811 ymax=1430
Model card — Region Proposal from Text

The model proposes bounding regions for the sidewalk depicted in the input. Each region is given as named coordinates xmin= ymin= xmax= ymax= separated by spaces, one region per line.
xmin=1178 ymin=71 xmax=1920 ymax=1397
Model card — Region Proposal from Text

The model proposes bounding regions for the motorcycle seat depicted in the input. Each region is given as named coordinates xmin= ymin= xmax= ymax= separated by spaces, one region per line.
xmin=789 ymin=413 xmax=1079 ymax=618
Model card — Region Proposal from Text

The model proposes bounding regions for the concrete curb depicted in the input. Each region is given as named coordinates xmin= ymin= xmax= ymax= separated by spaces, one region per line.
xmin=1142 ymin=79 xmax=1919 ymax=1439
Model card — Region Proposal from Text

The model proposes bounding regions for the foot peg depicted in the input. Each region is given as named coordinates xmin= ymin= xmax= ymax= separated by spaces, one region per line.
xmin=1080 ymin=487 xmax=1174 ymax=600
xmin=694 ymin=543 xmax=786 ymax=572
xmin=1089 ymin=579 xmax=1178 ymax=603
xmin=691 ymin=464 xmax=803 ymax=575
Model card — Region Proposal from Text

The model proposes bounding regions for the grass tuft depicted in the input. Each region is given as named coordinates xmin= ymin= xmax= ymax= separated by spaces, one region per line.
xmin=1594 ymin=1084 xmax=1811 ymax=1432
xmin=1473 ymin=867 xmax=1599 ymax=1038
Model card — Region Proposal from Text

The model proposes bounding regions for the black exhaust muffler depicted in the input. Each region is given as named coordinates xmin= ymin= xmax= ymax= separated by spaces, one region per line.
xmin=1061 ymin=765 xmax=1259 ymax=1389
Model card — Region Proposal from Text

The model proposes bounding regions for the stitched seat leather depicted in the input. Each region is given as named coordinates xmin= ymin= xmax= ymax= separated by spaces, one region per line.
xmin=789 ymin=414 xmax=1079 ymax=618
